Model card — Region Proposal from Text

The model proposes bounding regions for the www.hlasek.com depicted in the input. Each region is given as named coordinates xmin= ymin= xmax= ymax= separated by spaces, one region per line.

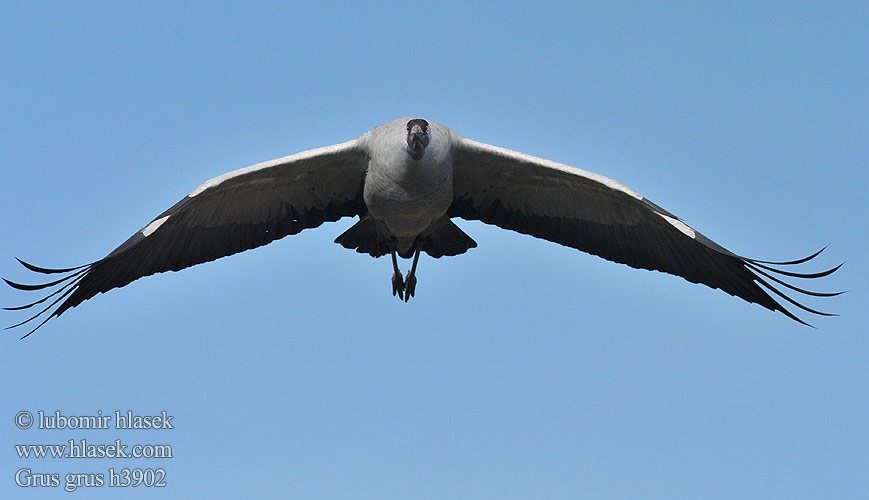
xmin=13 ymin=410 xmax=174 ymax=492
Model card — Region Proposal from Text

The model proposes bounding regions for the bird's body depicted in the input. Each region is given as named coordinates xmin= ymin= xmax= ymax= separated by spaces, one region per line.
xmin=362 ymin=118 xmax=454 ymax=255
xmin=5 ymin=117 xmax=841 ymax=336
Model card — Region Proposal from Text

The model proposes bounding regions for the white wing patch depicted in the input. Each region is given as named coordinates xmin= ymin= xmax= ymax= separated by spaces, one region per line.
xmin=658 ymin=213 xmax=696 ymax=239
xmin=142 ymin=215 xmax=170 ymax=237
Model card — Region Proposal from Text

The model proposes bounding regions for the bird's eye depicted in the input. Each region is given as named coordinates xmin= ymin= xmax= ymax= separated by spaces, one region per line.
xmin=425 ymin=126 xmax=430 ymax=133
xmin=406 ymin=126 xmax=410 ymax=132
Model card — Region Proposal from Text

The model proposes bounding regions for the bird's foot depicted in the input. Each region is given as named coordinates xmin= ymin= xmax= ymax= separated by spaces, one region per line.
xmin=392 ymin=271 xmax=405 ymax=301
xmin=404 ymin=274 xmax=417 ymax=302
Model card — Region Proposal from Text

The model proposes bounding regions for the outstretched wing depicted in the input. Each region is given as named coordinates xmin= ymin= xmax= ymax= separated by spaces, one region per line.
xmin=448 ymin=135 xmax=841 ymax=324
xmin=6 ymin=139 xmax=369 ymax=336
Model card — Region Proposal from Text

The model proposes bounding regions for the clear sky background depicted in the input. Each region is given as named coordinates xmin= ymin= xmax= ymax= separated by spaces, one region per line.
xmin=1 ymin=2 xmax=866 ymax=499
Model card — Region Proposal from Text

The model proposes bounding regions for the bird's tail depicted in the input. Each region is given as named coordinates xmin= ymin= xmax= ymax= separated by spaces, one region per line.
xmin=334 ymin=215 xmax=393 ymax=257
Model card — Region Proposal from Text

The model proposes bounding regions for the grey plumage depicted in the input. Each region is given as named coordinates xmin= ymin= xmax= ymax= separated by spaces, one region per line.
xmin=5 ymin=117 xmax=841 ymax=336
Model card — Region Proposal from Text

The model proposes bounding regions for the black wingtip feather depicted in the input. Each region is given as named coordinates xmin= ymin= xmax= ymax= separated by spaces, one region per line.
xmin=743 ymin=245 xmax=828 ymax=266
xmin=3 ymin=270 xmax=87 ymax=291
xmin=19 ymin=313 xmax=58 ymax=339
xmin=15 ymin=257 xmax=91 ymax=274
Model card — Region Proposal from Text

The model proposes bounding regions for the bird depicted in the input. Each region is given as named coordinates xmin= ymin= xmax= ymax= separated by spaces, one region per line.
xmin=5 ymin=117 xmax=841 ymax=336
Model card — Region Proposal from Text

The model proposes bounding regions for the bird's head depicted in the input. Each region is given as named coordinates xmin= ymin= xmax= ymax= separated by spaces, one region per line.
xmin=405 ymin=118 xmax=430 ymax=160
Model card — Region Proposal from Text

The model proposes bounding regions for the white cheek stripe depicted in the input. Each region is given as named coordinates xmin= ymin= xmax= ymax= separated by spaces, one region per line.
xmin=142 ymin=215 xmax=170 ymax=237
xmin=659 ymin=213 xmax=696 ymax=239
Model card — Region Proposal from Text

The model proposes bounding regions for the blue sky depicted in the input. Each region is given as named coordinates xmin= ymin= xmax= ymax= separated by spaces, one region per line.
xmin=1 ymin=1 xmax=866 ymax=498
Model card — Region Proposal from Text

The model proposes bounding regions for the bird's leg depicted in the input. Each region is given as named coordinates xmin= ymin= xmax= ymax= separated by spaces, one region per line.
xmin=391 ymin=249 xmax=405 ymax=301
xmin=404 ymin=246 xmax=421 ymax=302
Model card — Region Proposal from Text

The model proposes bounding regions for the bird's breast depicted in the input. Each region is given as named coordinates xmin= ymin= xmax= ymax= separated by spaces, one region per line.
xmin=363 ymin=148 xmax=454 ymax=238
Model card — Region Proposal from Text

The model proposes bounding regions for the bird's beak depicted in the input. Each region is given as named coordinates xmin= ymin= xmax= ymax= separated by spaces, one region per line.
xmin=410 ymin=124 xmax=426 ymax=143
